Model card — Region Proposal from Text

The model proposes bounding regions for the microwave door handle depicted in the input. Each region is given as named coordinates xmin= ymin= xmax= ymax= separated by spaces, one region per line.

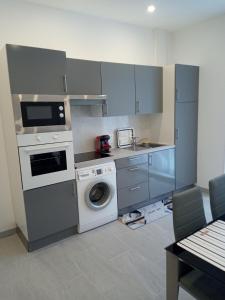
xmin=24 ymin=143 xmax=70 ymax=153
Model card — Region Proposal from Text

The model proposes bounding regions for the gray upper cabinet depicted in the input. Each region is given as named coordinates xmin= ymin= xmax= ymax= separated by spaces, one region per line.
xmin=135 ymin=65 xmax=163 ymax=114
xmin=149 ymin=149 xmax=175 ymax=201
xmin=6 ymin=44 xmax=67 ymax=95
xmin=101 ymin=62 xmax=135 ymax=116
xmin=66 ymin=58 xmax=101 ymax=95
xmin=175 ymin=64 xmax=199 ymax=102
xmin=175 ymin=102 xmax=198 ymax=190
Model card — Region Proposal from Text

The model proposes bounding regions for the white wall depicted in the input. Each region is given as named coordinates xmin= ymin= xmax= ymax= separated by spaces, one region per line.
xmin=0 ymin=113 xmax=15 ymax=232
xmin=0 ymin=0 xmax=171 ymax=65
xmin=0 ymin=0 xmax=172 ymax=232
xmin=173 ymin=14 xmax=225 ymax=188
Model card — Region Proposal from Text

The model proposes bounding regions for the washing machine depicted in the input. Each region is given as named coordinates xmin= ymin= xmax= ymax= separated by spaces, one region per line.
xmin=75 ymin=161 xmax=118 ymax=233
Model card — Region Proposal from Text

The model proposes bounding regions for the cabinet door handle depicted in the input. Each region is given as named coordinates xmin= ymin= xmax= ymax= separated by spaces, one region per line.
xmin=149 ymin=155 xmax=152 ymax=166
xmin=24 ymin=143 xmax=70 ymax=153
xmin=136 ymin=101 xmax=140 ymax=113
xmin=73 ymin=181 xmax=77 ymax=196
xmin=129 ymin=156 xmax=140 ymax=161
xmin=128 ymin=167 xmax=139 ymax=171
xmin=175 ymin=128 xmax=179 ymax=140
xmin=102 ymin=102 xmax=108 ymax=116
xmin=175 ymin=89 xmax=179 ymax=101
xmin=130 ymin=186 xmax=141 ymax=191
xmin=63 ymin=74 xmax=68 ymax=93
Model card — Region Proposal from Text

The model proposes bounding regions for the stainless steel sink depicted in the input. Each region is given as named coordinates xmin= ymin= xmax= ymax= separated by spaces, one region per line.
xmin=124 ymin=143 xmax=165 ymax=151
xmin=137 ymin=142 xmax=165 ymax=148
xmin=124 ymin=145 xmax=146 ymax=151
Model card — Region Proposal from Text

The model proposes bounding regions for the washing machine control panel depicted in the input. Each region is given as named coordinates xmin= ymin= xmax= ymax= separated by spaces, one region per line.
xmin=96 ymin=169 xmax=102 ymax=175
xmin=77 ymin=163 xmax=115 ymax=181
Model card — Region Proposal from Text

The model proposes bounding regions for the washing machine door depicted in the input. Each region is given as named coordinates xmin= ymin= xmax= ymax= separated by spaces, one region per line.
xmin=85 ymin=181 xmax=114 ymax=210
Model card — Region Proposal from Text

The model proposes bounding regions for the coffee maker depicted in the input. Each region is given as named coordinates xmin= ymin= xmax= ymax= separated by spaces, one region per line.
xmin=95 ymin=135 xmax=111 ymax=154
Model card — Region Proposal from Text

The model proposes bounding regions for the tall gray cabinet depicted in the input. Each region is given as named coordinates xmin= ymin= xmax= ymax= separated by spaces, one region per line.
xmin=175 ymin=64 xmax=199 ymax=103
xmin=175 ymin=64 xmax=199 ymax=190
xmin=135 ymin=65 xmax=163 ymax=114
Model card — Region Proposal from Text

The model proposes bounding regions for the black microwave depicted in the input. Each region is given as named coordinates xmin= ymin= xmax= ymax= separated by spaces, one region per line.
xmin=21 ymin=102 xmax=65 ymax=127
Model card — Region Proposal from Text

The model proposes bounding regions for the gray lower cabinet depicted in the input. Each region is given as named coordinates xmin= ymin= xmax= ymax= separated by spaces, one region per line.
xmin=117 ymin=163 xmax=148 ymax=189
xmin=116 ymin=150 xmax=176 ymax=212
xmin=101 ymin=62 xmax=135 ymax=116
xmin=115 ymin=154 xmax=148 ymax=169
xmin=135 ymin=65 xmax=163 ymax=114
xmin=24 ymin=180 xmax=78 ymax=242
xmin=175 ymin=64 xmax=199 ymax=103
xmin=66 ymin=58 xmax=101 ymax=95
xmin=117 ymin=182 xmax=149 ymax=210
xmin=149 ymin=149 xmax=175 ymax=201
xmin=175 ymin=102 xmax=198 ymax=189
xmin=6 ymin=44 xmax=67 ymax=95
xmin=115 ymin=154 xmax=149 ymax=212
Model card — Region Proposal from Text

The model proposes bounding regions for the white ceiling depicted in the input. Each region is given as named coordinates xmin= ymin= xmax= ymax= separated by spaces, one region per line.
xmin=23 ymin=0 xmax=225 ymax=31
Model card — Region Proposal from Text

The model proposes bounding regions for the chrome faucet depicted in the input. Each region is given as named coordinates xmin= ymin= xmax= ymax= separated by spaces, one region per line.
xmin=131 ymin=136 xmax=139 ymax=150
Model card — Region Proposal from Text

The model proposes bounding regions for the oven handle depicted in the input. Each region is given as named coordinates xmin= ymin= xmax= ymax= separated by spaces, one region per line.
xmin=23 ymin=143 xmax=71 ymax=153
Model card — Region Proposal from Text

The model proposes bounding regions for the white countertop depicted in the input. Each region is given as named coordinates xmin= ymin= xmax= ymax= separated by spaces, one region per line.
xmin=74 ymin=144 xmax=175 ymax=169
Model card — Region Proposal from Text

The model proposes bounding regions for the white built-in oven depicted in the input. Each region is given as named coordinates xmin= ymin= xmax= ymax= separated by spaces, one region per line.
xmin=18 ymin=132 xmax=75 ymax=191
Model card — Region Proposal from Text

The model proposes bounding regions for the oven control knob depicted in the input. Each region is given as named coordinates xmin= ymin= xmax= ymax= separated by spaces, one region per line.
xmin=59 ymin=106 xmax=64 ymax=111
xmin=53 ymin=135 xmax=59 ymax=140
xmin=36 ymin=136 xmax=41 ymax=142
xmin=59 ymin=113 xmax=64 ymax=118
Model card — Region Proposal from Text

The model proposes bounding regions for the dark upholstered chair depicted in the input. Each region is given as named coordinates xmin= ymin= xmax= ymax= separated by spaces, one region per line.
xmin=173 ymin=187 xmax=206 ymax=241
xmin=171 ymin=187 xmax=225 ymax=300
xmin=209 ymin=174 xmax=225 ymax=220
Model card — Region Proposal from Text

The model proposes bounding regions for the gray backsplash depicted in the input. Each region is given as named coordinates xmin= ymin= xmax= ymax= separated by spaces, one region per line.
xmin=71 ymin=106 xmax=155 ymax=154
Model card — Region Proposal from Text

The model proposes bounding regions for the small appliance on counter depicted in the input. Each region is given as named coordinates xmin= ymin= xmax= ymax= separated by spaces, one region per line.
xmin=116 ymin=128 xmax=134 ymax=148
xmin=95 ymin=135 xmax=111 ymax=154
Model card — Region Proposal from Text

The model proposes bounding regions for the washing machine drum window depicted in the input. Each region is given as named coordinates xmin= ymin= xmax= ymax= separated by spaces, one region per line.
xmin=86 ymin=182 xmax=113 ymax=210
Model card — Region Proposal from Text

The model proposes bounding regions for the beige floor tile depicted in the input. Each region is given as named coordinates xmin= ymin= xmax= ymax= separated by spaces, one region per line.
xmin=0 ymin=211 xmax=195 ymax=300
xmin=62 ymin=275 xmax=108 ymax=300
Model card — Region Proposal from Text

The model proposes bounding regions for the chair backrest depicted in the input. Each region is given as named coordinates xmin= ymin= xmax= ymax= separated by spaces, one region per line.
xmin=209 ymin=174 xmax=225 ymax=220
xmin=173 ymin=187 xmax=206 ymax=241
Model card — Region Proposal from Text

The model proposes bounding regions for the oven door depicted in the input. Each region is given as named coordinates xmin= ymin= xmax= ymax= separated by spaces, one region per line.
xmin=19 ymin=142 xmax=75 ymax=190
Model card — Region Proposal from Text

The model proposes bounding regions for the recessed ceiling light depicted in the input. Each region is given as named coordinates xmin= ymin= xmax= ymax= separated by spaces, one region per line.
xmin=147 ymin=5 xmax=156 ymax=13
